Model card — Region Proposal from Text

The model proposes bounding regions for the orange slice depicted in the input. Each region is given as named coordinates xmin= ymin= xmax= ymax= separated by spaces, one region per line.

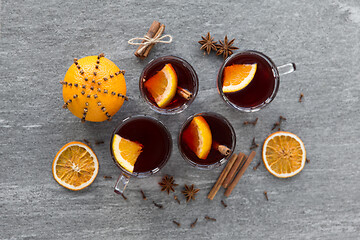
xmin=112 ymin=134 xmax=143 ymax=173
xmin=144 ymin=63 xmax=178 ymax=108
xmin=52 ymin=141 xmax=99 ymax=191
xmin=222 ymin=63 xmax=257 ymax=93
xmin=262 ymin=131 xmax=306 ymax=178
xmin=182 ymin=116 xmax=212 ymax=159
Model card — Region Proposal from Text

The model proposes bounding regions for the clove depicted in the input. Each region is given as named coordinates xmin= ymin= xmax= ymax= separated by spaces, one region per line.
xmin=264 ymin=191 xmax=269 ymax=201
xmin=172 ymin=220 xmax=181 ymax=227
xmin=98 ymin=53 xmax=105 ymax=59
xmin=243 ymin=117 xmax=258 ymax=126
xmin=121 ymin=193 xmax=127 ymax=200
xmin=205 ymin=216 xmax=216 ymax=221
xmin=152 ymin=201 xmax=163 ymax=209
xmin=299 ymin=93 xmax=304 ymax=102
xmin=190 ymin=218 xmax=198 ymax=228
xmin=253 ymin=161 xmax=261 ymax=170
xmin=250 ymin=137 xmax=259 ymax=150
xmin=174 ymin=195 xmax=180 ymax=204
xmin=140 ymin=190 xmax=147 ymax=200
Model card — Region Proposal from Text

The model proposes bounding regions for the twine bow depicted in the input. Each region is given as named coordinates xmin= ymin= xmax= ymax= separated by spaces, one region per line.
xmin=128 ymin=35 xmax=173 ymax=54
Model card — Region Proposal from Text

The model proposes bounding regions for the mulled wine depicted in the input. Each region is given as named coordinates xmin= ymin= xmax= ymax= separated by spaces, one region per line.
xmin=140 ymin=56 xmax=198 ymax=114
xmin=110 ymin=116 xmax=172 ymax=175
xmin=178 ymin=112 xmax=236 ymax=169
xmin=217 ymin=51 xmax=281 ymax=112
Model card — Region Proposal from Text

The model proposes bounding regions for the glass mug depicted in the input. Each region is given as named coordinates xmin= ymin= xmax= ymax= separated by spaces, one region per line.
xmin=217 ymin=50 xmax=296 ymax=112
xmin=178 ymin=112 xmax=236 ymax=170
xmin=139 ymin=56 xmax=199 ymax=115
xmin=110 ymin=115 xmax=172 ymax=194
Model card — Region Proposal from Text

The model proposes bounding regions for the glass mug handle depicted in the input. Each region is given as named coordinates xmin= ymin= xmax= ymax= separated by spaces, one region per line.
xmin=114 ymin=172 xmax=130 ymax=195
xmin=277 ymin=63 xmax=296 ymax=76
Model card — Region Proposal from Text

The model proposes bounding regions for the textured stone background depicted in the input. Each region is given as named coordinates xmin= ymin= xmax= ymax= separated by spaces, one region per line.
xmin=1 ymin=0 xmax=359 ymax=239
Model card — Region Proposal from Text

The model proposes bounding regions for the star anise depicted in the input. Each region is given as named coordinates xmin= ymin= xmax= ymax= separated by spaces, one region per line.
xmin=158 ymin=175 xmax=178 ymax=194
xmin=216 ymin=35 xmax=239 ymax=59
xmin=198 ymin=32 xmax=217 ymax=55
xmin=182 ymin=184 xmax=200 ymax=202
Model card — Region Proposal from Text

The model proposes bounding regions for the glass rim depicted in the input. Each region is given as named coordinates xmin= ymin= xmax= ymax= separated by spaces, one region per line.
xmin=217 ymin=50 xmax=280 ymax=112
xmin=139 ymin=55 xmax=199 ymax=115
xmin=177 ymin=112 xmax=236 ymax=170
xmin=110 ymin=115 xmax=173 ymax=178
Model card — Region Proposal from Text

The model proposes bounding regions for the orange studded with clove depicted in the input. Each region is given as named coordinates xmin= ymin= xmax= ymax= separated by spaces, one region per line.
xmin=61 ymin=54 xmax=127 ymax=122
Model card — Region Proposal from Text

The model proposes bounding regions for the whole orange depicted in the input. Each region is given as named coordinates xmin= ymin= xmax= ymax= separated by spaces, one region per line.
xmin=61 ymin=54 xmax=127 ymax=122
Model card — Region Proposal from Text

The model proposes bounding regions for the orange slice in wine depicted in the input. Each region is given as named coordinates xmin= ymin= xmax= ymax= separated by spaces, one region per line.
xmin=144 ymin=63 xmax=178 ymax=108
xmin=182 ymin=116 xmax=212 ymax=159
xmin=112 ymin=134 xmax=143 ymax=173
xmin=222 ymin=63 xmax=257 ymax=93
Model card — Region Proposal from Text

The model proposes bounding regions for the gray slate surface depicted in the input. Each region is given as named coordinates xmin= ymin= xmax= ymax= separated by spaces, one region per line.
xmin=1 ymin=0 xmax=359 ymax=239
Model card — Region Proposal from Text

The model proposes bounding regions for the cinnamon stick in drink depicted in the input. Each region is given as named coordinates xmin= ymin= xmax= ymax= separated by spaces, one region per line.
xmin=177 ymin=86 xmax=192 ymax=100
xmin=224 ymin=151 xmax=256 ymax=197
xmin=207 ymin=153 xmax=238 ymax=200
xmin=212 ymin=141 xmax=231 ymax=156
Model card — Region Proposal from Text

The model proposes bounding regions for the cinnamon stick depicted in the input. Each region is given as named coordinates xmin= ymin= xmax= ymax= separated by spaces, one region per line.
xmin=224 ymin=151 xmax=256 ymax=197
xmin=222 ymin=153 xmax=246 ymax=188
xmin=134 ymin=21 xmax=163 ymax=58
xmin=177 ymin=87 xmax=192 ymax=100
xmin=207 ymin=153 xmax=238 ymax=200
xmin=212 ymin=141 xmax=231 ymax=156
xmin=142 ymin=24 xmax=165 ymax=58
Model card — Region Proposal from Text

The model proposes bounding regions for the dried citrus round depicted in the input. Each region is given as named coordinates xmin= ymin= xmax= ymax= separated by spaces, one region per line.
xmin=62 ymin=54 xmax=127 ymax=122
xmin=144 ymin=63 xmax=178 ymax=108
xmin=262 ymin=131 xmax=306 ymax=178
xmin=52 ymin=141 xmax=99 ymax=191
xmin=182 ymin=116 xmax=212 ymax=159
xmin=222 ymin=64 xmax=257 ymax=93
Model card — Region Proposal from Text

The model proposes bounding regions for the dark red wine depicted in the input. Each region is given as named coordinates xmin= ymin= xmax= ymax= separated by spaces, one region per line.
xmin=179 ymin=113 xmax=235 ymax=166
xmin=222 ymin=52 xmax=276 ymax=108
xmin=141 ymin=56 xmax=198 ymax=110
xmin=112 ymin=117 xmax=171 ymax=173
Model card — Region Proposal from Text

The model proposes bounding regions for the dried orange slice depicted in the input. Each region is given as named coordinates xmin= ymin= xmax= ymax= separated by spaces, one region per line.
xmin=112 ymin=134 xmax=143 ymax=173
xmin=182 ymin=116 xmax=212 ymax=159
xmin=222 ymin=64 xmax=257 ymax=93
xmin=144 ymin=63 xmax=178 ymax=108
xmin=262 ymin=131 xmax=306 ymax=178
xmin=52 ymin=141 xmax=99 ymax=190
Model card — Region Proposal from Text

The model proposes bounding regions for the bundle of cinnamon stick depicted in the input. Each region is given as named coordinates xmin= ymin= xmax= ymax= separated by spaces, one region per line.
xmin=208 ymin=151 xmax=256 ymax=200
xmin=134 ymin=21 xmax=165 ymax=59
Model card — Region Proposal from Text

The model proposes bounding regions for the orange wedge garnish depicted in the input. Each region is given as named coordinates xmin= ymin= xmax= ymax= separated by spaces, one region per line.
xmin=182 ymin=116 xmax=212 ymax=159
xmin=222 ymin=64 xmax=257 ymax=93
xmin=262 ymin=131 xmax=306 ymax=178
xmin=144 ymin=64 xmax=178 ymax=108
xmin=52 ymin=141 xmax=99 ymax=190
xmin=112 ymin=134 xmax=143 ymax=173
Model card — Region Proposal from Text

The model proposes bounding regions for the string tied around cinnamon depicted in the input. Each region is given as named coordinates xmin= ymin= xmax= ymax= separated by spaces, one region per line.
xmin=128 ymin=34 xmax=173 ymax=55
